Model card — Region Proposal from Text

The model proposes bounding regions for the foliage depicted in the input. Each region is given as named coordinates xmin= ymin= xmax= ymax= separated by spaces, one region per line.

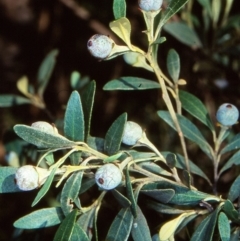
xmin=0 ymin=0 xmax=240 ymax=240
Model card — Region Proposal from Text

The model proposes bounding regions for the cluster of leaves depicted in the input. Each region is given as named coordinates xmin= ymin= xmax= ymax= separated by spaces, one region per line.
xmin=1 ymin=0 xmax=240 ymax=241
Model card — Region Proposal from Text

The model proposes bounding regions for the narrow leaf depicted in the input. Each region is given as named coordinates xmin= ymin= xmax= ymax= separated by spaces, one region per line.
xmin=163 ymin=22 xmax=202 ymax=48
xmin=70 ymin=223 xmax=90 ymax=241
xmin=0 ymin=167 xmax=21 ymax=193
xmin=160 ymin=212 xmax=192 ymax=240
xmin=0 ymin=94 xmax=31 ymax=107
xmin=126 ymin=165 xmax=137 ymax=217
xmin=113 ymin=0 xmax=126 ymax=19
xmin=60 ymin=172 xmax=83 ymax=216
xmin=228 ymin=175 xmax=240 ymax=202
xmin=106 ymin=207 xmax=133 ymax=241
xmin=219 ymin=150 xmax=240 ymax=176
xmin=223 ymin=200 xmax=239 ymax=221
xmin=141 ymin=189 xmax=175 ymax=203
xmin=160 ymin=0 xmax=189 ymax=27
xmin=157 ymin=111 xmax=212 ymax=157
xmin=104 ymin=113 xmax=127 ymax=155
xmin=218 ymin=212 xmax=230 ymax=241
xmin=190 ymin=207 xmax=221 ymax=241
xmin=31 ymin=166 xmax=58 ymax=206
xmin=14 ymin=207 xmax=64 ymax=229
xmin=103 ymin=77 xmax=160 ymax=90
xmin=167 ymin=49 xmax=180 ymax=83
xmin=37 ymin=49 xmax=59 ymax=97
xmin=64 ymin=91 xmax=84 ymax=141
xmin=53 ymin=209 xmax=77 ymax=241
xmin=131 ymin=206 xmax=151 ymax=241
xmin=14 ymin=125 xmax=75 ymax=149
xmin=82 ymin=81 xmax=96 ymax=140
xmin=220 ymin=133 xmax=240 ymax=154
xmin=179 ymin=90 xmax=214 ymax=131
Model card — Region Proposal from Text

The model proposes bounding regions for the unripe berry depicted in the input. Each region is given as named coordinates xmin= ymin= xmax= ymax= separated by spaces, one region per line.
xmin=95 ymin=164 xmax=122 ymax=190
xmin=87 ymin=34 xmax=113 ymax=59
xmin=138 ymin=0 xmax=163 ymax=11
xmin=31 ymin=121 xmax=58 ymax=134
xmin=216 ymin=103 xmax=239 ymax=126
xmin=15 ymin=165 xmax=50 ymax=191
xmin=122 ymin=121 xmax=143 ymax=146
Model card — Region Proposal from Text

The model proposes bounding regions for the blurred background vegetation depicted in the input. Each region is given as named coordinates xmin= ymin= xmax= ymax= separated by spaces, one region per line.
xmin=0 ymin=0 xmax=240 ymax=240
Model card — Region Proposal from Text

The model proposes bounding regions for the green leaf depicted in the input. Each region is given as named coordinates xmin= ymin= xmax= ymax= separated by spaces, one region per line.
xmin=142 ymin=181 xmax=213 ymax=206
xmin=32 ymin=166 xmax=58 ymax=207
xmin=77 ymin=208 xmax=96 ymax=240
xmin=112 ymin=189 xmax=131 ymax=208
xmin=175 ymin=213 xmax=198 ymax=234
xmin=179 ymin=90 xmax=214 ymax=131
xmin=160 ymin=0 xmax=189 ymax=27
xmin=104 ymin=113 xmax=127 ymax=155
xmin=163 ymin=22 xmax=202 ymax=48
xmin=223 ymin=200 xmax=239 ymax=221
xmin=218 ymin=212 xmax=230 ymax=241
xmin=53 ymin=209 xmax=77 ymax=241
xmin=70 ymin=223 xmax=90 ymax=241
xmin=0 ymin=167 xmax=21 ymax=193
xmin=103 ymin=77 xmax=160 ymax=90
xmin=230 ymin=229 xmax=240 ymax=241
xmin=37 ymin=49 xmax=59 ymax=97
xmin=157 ymin=111 xmax=212 ymax=157
xmin=82 ymin=81 xmax=96 ymax=140
xmin=131 ymin=206 xmax=151 ymax=241
xmin=14 ymin=207 xmax=64 ymax=229
xmin=220 ymin=133 xmax=240 ymax=154
xmin=0 ymin=94 xmax=31 ymax=107
xmin=228 ymin=175 xmax=240 ymax=202
xmin=141 ymin=189 xmax=175 ymax=203
xmin=113 ymin=0 xmax=126 ymax=19
xmin=60 ymin=171 xmax=83 ymax=216
xmin=14 ymin=125 xmax=75 ymax=149
xmin=219 ymin=150 xmax=240 ymax=176
xmin=126 ymin=166 xmax=137 ymax=217
xmin=106 ymin=207 xmax=133 ymax=241
xmin=147 ymin=200 xmax=186 ymax=215
xmin=190 ymin=207 xmax=221 ymax=241
xmin=167 ymin=49 xmax=180 ymax=83
xmin=64 ymin=91 xmax=84 ymax=142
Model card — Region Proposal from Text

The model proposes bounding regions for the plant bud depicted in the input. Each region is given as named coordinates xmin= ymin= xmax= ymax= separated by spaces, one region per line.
xmin=216 ymin=103 xmax=239 ymax=126
xmin=138 ymin=0 xmax=163 ymax=11
xmin=122 ymin=121 xmax=143 ymax=146
xmin=31 ymin=121 xmax=58 ymax=134
xmin=87 ymin=34 xmax=114 ymax=59
xmin=95 ymin=163 xmax=122 ymax=190
xmin=15 ymin=165 xmax=51 ymax=191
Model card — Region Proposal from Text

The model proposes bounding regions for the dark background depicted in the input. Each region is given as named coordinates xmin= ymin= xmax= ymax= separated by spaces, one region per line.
xmin=0 ymin=0 xmax=240 ymax=240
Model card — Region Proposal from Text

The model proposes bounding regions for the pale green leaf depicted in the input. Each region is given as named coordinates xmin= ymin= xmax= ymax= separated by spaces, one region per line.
xmin=157 ymin=111 xmax=212 ymax=157
xmin=167 ymin=49 xmax=180 ymax=83
xmin=70 ymin=223 xmax=90 ymax=241
xmin=103 ymin=77 xmax=160 ymax=90
xmin=179 ymin=90 xmax=214 ymax=131
xmin=220 ymin=133 xmax=240 ymax=154
xmin=106 ymin=207 xmax=133 ymax=241
xmin=14 ymin=125 xmax=75 ymax=149
xmin=14 ymin=207 xmax=64 ymax=229
xmin=218 ymin=212 xmax=230 ymax=241
xmin=228 ymin=175 xmax=240 ymax=202
xmin=113 ymin=0 xmax=126 ymax=19
xmin=164 ymin=22 xmax=202 ymax=48
xmin=131 ymin=206 xmax=151 ymax=241
xmin=0 ymin=167 xmax=21 ymax=193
